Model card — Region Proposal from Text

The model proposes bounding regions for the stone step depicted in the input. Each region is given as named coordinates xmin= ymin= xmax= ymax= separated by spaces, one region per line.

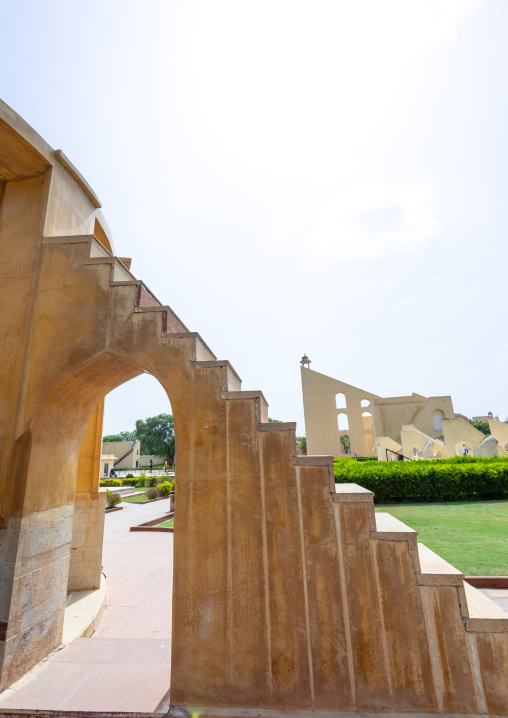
xmin=371 ymin=511 xmax=418 ymax=541
xmin=194 ymin=360 xmax=242 ymax=392
xmin=416 ymin=542 xmax=464 ymax=586
xmin=224 ymin=390 xmax=268 ymax=423
xmin=463 ymin=580 xmax=508 ymax=632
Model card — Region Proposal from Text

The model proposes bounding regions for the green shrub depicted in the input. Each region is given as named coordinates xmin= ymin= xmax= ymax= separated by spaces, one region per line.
xmin=123 ymin=477 xmax=140 ymax=487
xmin=147 ymin=487 xmax=162 ymax=500
xmin=144 ymin=476 xmax=158 ymax=487
xmin=334 ymin=456 xmax=508 ymax=503
xmin=158 ymin=480 xmax=175 ymax=496
xmin=100 ymin=479 xmax=122 ymax=487
xmin=106 ymin=490 xmax=122 ymax=509
xmin=125 ymin=473 xmax=134 ymax=479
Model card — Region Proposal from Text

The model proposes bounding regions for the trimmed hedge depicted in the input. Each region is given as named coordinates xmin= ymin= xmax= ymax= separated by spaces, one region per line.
xmin=122 ymin=477 xmax=142 ymax=487
xmin=334 ymin=456 xmax=508 ymax=502
xmin=100 ymin=479 xmax=122 ymax=487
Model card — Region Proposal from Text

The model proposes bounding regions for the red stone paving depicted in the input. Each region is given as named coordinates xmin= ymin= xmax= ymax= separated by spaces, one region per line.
xmin=0 ymin=499 xmax=174 ymax=712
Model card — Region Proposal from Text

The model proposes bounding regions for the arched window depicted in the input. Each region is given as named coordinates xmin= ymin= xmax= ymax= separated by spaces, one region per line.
xmin=362 ymin=411 xmax=373 ymax=430
xmin=431 ymin=409 xmax=444 ymax=432
xmin=337 ymin=413 xmax=349 ymax=431
xmin=365 ymin=433 xmax=375 ymax=453
xmin=361 ymin=398 xmax=370 ymax=408
xmin=336 ymin=392 xmax=346 ymax=409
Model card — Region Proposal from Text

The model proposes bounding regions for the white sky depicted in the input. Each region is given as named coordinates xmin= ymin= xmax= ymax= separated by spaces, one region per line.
xmin=2 ymin=0 xmax=507 ymax=434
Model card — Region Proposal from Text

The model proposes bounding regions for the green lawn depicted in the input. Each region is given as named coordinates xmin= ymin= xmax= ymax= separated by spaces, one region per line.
xmin=122 ymin=492 xmax=150 ymax=503
xmin=157 ymin=517 xmax=174 ymax=528
xmin=375 ymin=500 xmax=508 ymax=576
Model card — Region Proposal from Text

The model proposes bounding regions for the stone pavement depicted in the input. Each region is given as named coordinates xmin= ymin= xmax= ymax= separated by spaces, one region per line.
xmin=479 ymin=587 xmax=508 ymax=614
xmin=0 ymin=499 xmax=174 ymax=713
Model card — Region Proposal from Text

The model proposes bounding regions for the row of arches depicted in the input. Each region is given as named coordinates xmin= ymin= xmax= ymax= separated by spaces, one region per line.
xmin=337 ymin=411 xmax=373 ymax=431
xmin=336 ymin=392 xmax=371 ymax=410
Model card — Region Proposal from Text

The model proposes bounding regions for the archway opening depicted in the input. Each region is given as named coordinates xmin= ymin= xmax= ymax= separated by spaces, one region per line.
xmin=431 ymin=409 xmax=445 ymax=432
xmin=337 ymin=413 xmax=349 ymax=431
xmin=362 ymin=411 xmax=373 ymax=430
xmin=90 ymin=371 xmax=175 ymax=643
xmin=365 ymin=433 xmax=375 ymax=453
xmin=336 ymin=392 xmax=346 ymax=409
xmin=8 ymin=351 xmax=178 ymax=686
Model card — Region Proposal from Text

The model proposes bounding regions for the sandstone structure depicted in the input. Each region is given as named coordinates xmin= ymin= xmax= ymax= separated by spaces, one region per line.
xmin=1 ymin=100 xmax=507 ymax=715
xmin=301 ymin=364 xmax=508 ymax=460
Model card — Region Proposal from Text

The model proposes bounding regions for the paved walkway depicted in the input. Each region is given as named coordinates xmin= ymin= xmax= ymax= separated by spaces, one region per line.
xmin=479 ymin=587 xmax=508 ymax=613
xmin=0 ymin=499 xmax=174 ymax=713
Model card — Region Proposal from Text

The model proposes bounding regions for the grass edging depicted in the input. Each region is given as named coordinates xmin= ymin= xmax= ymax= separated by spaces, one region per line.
xmin=130 ymin=512 xmax=175 ymax=533
xmin=105 ymin=506 xmax=123 ymax=514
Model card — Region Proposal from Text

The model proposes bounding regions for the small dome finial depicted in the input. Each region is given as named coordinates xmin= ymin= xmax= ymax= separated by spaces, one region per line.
xmin=300 ymin=354 xmax=311 ymax=368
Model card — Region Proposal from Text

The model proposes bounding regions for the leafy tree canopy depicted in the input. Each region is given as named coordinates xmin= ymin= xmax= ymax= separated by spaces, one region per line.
xmin=470 ymin=421 xmax=490 ymax=436
xmin=135 ymin=413 xmax=175 ymax=461
xmin=296 ymin=436 xmax=307 ymax=453
xmin=103 ymin=430 xmax=137 ymax=442
xmin=103 ymin=414 xmax=175 ymax=461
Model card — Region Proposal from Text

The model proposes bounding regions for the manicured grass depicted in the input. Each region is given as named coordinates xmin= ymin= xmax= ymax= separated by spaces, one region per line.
xmin=123 ymin=492 xmax=150 ymax=503
xmin=375 ymin=500 xmax=508 ymax=576
xmin=157 ymin=518 xmax=174 ymax=528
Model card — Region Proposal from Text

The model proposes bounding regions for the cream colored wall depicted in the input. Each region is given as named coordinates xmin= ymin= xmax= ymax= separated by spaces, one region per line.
xmin=400 ymin=425 xmax=447 ymax=459
xmin=140 ymin=454 xmax=166 ymax=466
xmin=375 ymin=435 xmax=403 ymax=461
xmin=302 ymin=366 xmax=453 ymax=460
xmin=100 ymin=455 xmax=117 ymax=477
xmin=301 ymin=367 xmax=379 ymax=457
xmin=374 ymin=396 xmax=424 ymax=442
xmin=489 ymin=419 xmax=508 ymax=453
xmin=101 ymin=440 xmax=141 ymax=469
xmin=441 ymin=417 xmax=485 ymax=456
xmin=411 ymin=395 xmax=454 ymax=440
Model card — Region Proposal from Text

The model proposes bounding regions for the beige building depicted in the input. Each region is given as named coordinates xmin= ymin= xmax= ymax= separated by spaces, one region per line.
xmin=101 ymin=440 xmax=141 ymax=469
xmin=301 ymin=362 xmax=508 ymax=459
xmin=100 ymin=454 xmax=117 ymax=478
xmin=301 ymin=362 xmax=454 ymax=459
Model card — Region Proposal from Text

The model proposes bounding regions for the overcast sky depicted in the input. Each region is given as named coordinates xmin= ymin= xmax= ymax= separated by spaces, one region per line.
xmin=2 ymin=0 xmax=507 ymax=434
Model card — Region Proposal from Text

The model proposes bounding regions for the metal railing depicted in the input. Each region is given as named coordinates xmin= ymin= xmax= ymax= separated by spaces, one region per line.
xmin=385 ymin=448 xmax=411 ymax=462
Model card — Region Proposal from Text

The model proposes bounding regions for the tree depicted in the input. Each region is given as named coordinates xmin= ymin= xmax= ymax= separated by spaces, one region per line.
xmin=340 ymin=434 xmax=351 ymax=454
xmin=268 ymin=418 xmax=281 ymax=423
xmin=103 ymin=430 xmax=137 ymax=442
xmin=135 ymin=413 xmax=175 ymax=462
xmin=296 ymin=436 xmax=307 ymax=454
xmin=470 ymin=421 xmax=490 ymax=436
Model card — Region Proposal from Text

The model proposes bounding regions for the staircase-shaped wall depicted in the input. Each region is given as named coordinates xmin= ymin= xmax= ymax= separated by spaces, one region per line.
xmin=0 ymin=100 xmax=507 ymax=714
